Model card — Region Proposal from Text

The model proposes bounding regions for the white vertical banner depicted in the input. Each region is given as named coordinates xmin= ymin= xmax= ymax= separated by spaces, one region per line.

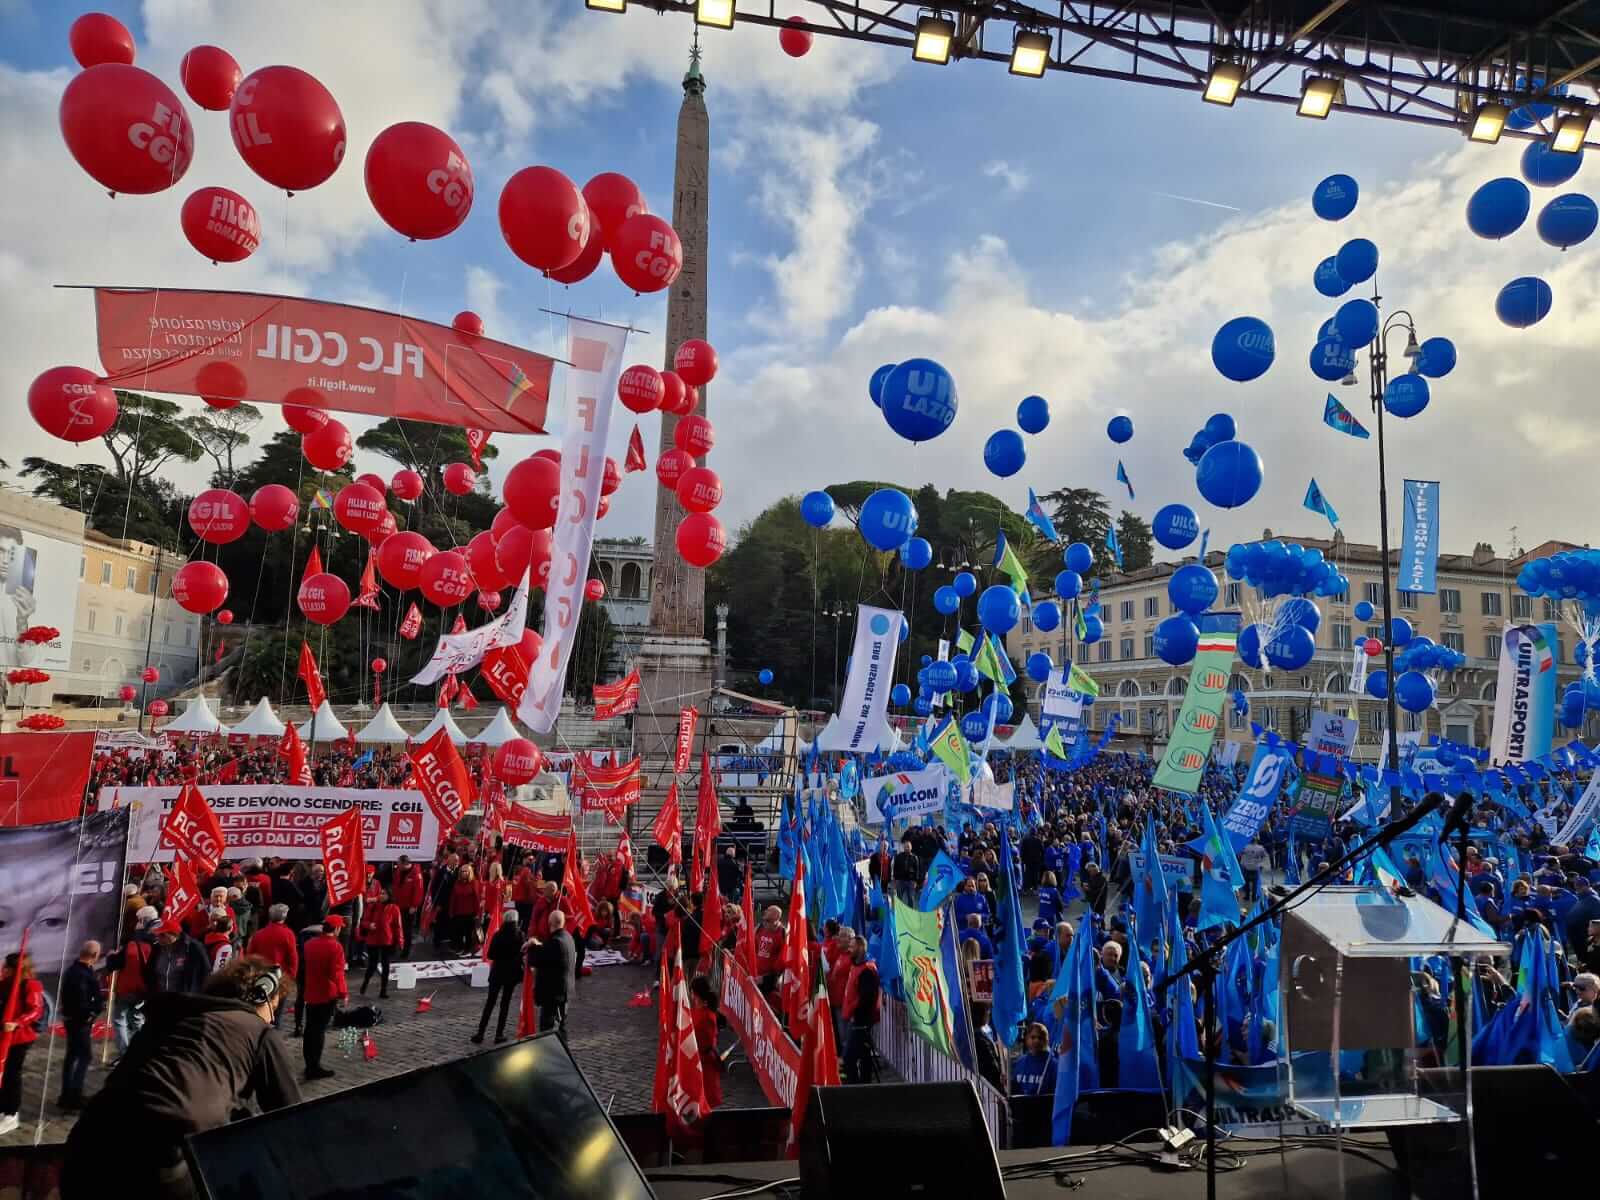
xmin=1349 ymin=640 xmax=1369 ymax=698
xmin=518 ymin=318 xmax=629 ymax=733
xmin=816 ymin=604 xmax=903 ymax=753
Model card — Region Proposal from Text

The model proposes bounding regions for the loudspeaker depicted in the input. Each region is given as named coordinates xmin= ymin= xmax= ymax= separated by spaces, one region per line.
xmin=798 ymin=1083 xmax=1003 ymax=1200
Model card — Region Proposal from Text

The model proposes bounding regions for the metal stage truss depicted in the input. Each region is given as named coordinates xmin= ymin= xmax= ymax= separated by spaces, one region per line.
xmin=602 ymin=2 xmax=1600 ymax=147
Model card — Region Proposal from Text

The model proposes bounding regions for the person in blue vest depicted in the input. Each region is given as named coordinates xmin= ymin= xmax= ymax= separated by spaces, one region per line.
xmin=1036 ymin=871 xmax=1062 ymax=927
xmin=959 ymin=913 xmax=993 ymax=958
xmin=1009 ymin=1022 xmax=1057 ymax=1096
xmin=953 ymin=878 xmax=987 ymax=926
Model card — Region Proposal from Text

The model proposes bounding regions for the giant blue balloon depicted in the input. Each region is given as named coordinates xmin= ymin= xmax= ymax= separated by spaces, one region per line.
xmin=899 ymin=536 xmax=933 ymax=570
xmin=1238 ymin=623 xmax=1264 ymax=669
xmin=1310 ymin=335 xmax=1355 ymax=381
xmin=1204 ymin=413 xmax=1236 ymax=443
xmin=1334 ymin=298 xmax=1379 ymax=347
xmin=1365 ymin=668 xmax=1389 ymax=700
xmin=1195 ymin=440 xmax=1264 ymax=509
xmin=1107 ymin=415 xmax=1134 ymax=444
xmin=1496 ymin=276 xmax=1553 ymax=328
xmin=1280 ymin=597 xmax=1321 ymax=634
xmin=1521 ymin=141 xmax=1583 ymax=188
xmin=1394 ymin=669 xmax=1435 ymax=713
xmin=1312 ymin=174 xmax=1359 ymax=220
xmin=1033 ymin=601 xmax=1061 ymax=632
xmin=1017 ymin=395 xmax=1050 ymax=434
xmin=879 ymin=357 xmax=958 ymax=442
xmin=1026 ymin=652 xmax=1053 ymax=683
xmin=983 ymin=429 xmax=1026 ymax=477
xmin=800 ymin=489 xmax=835 ymax=528
xmin=869 ymin=363 xmax=896 ymax=408
xmin=1388 ymin=616 xmax=1413 ymax=647
xmin=1335 ymin=238 xmax=1378 ymax=284
xmin=1415 ymin=336 xmax=1456 ymax=379
xmin=1353 ymin=599 xmax=1374 ymax=622
xmin=927 ymin=660 xmax=958 ymax=692
xmin=1168 ymin=563 xmax=1218 ymax=615
xmin=1383 ymin=373 xmax=1430 ymax=419
xmin=977 ymin=584 xmax=1021 ymax=634
xmin=1154 ymin=615 xmax=1199 ymax=666
xmin=1211 ymin=316 xmax=1276 ymax=382
xmin=961 ymin=711 xmax=989 ymax=741
xmin=1153 ymin=503 xmax=1199 ymax=550
xmin=758 ymin=668 xmax=774 ymax=685
xmin=858 ymin=488 xmax=918 ymax=551
xmin=1065 ymin=543 xmax=1094 ymax=574
xmin=1081 ymin=614 xmax=1103 ymax=644
xmin=1265 ymin=624 xmax=1315 ymax=670
xmin=890 ymin=682 xmax=911 ymax=706
xmin=934 ymin=585 xmax=959 ymax=614
xmin=1466 ymin=177 xmax=1531 ymax=239
xmin=913 ymin=696 xmax=932 ymax=717
xmin=953 ymin=570 xmax=977 ymax=598
xmin=982 ymin=691 xmax=1013 ymax=724
xmin=1314 ymin=256 xmax=1351 ymax=298
xmin=1536 ymin=193 xmax=1598 ymax=249
xmin=953 ymin=657 xmax=979 ymax=692
xmin=1054 ymin=569 xmax=1082 ymax=599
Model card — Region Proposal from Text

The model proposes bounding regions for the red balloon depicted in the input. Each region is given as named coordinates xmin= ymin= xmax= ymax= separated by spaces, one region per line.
xmin=202 ymin=394 xmax=240 ymax=411
xmin=180 ymin=186 xmax=261 ymax=263
xmin=179 ymin=45 xmax=241 ymax=111
xmin=499 ymin=165 xmax=591 ymax=272
xmin=601 ymin=457 xmax=622 ymax=497
xmin=517 ymin=628 xmax=544 ymax=664
xmin=366 ymin=509 xmax=398 ymax=546
xmin=670 ymin=382 xmax=700 ymax=417
xmin=148 ymin=700 xmax=170 ymax=718
xmin=281 ymin=396 xmax=327 ymax=432
xmin=229 ymin=66 xmax=346 ymax=193
xmin=27 ymin=366 xmax=117 ymax=442
xmin=377 ymin=531 xmax=434 ymax=590
xmin=141 ymin=666 xmax=160 ymax=684
xmin=611 ymin=213 xmax=682 ymax=293
xmin=658 ymin=370 xmax=686 ymax=417
xmin=297 ymin=572 xmax=351 ymax=625
xmin=216 ymin=610 xmax=234 ymax=625
xmin=333 ymin=482 xmax=387 ymax=535
xmin=453 ymin=311 xmax=483 ymax=336
xmin=548 ymin=205 xmax=605 ymax=284
xmin=674 ymin=414 xmax=715 ymax=457
xmin=118 ymin=684 xmax=136 ymax=703
xmin=249 ymin=483 xmax=299 ymax=532
xmin=597 ymin=495 xmax=611 ymax=520
xmin=442 ymin=462 xmax=476 ymax=495
xmin=503 ymin=455 xmax=560 ymax=529
xmin=70 ymin=13 xmax=136 ymax=68
xmin=1364 ymin=638 xmax=1384 ymax=657
xmin=584 ymin=578 xmax=605 ymax=602
xmin=364 ymin=121 xmax=473 ymax=240
xmin=490 ymin=506 xmax=521 ymax=541
xmin=494 ymin=522 xmax=533 ymax=581
xmin=477 ymin=590 xmax=502 ymax=611
xmin=517 ymin=526 xmax=555 ymax=588
xmin=494 ymin=738 xmax=543 ymax=786
xmin=172 ymin=560 xmax=229 ymax=614
xmin=466 ymin=530 xmax=510 ymax=593
xmin=676 ymin=512 xmax=727 ymax=569
xmin=533 ymin=448 xmax=561 ymax=466
xmin=371 ymin=657 xmax=387 ymax=674
xmin=779 ymin=16 xmax=814 ymax=57
xmin=419 ymin=550 xmax=473 ymax=607
xmin=60 ymin=64 xmax=194 ymax=195
xmin=656 ymin=447 xmax=692 ymax=490
xmin=618 ymin=364 xmax=663 ymax=414
xmin=673 ymin=339 xmax=718 ymax=387
xmin=676 ymin=465 xmax=723 ymax=514
xmin=390 ymin=469 xmax=424 ymax=500
xmin=302 ymin=418 xmax=353 ymax=471
xmin=582 ymin=172 xmax=647 ymax=251
xmin=356 ymin=471 xmax=387 ymax=494
xmin=188 ymin=488 xmax=250 ymax=544
xmin=196 ymin=361 xmax=248 ymax=407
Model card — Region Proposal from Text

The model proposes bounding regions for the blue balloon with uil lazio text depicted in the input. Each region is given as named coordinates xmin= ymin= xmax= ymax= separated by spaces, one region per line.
xmin=1466 ymin=177 xmax=1531 ymax=240
xmin=1310 ymin=334 xmax=1355 ymax=382
xmin=758 ymin=668 xmax=774 ymax=685
xmin=869 ymin=363 xmax=896 ymax=408
xmin=934 ymin=585 xmax=959 ymax=615
xmin=890 ymin=683 xmax=911 ymax=707
xmin=962 ymin=711 xmax=989 ymax=741
xmin=1081 ymin=614 xmax=1104 ymax=644
xmin=1314 ymin=256 xmax=1351 ymax=298
xmin=1395 ymin=669 xmax=1435 ymax=713
xmin=1497 ymin=276 xmax=1554 ymax=328
xmin=983 ymin=429 xmax=1026 ymax=477
xmin=1017 ymin=395 xmax=1050 ymax=434
xmin=1154 ymin=615 xmax=1199 ymax=666
xmin=858 ymin=488 xmax=918 ymax=551
xmin=900 ymin=536 xmax=933 ymax=570
xmin=982 ymin=691 xmax=1013 ymax=724
xmin=1365 ymin=668 xmax=1389 ymax=700
xmin=879 ymin=358 xmax=958 ymax=442
xmin=1211 ymin=316 xmax=1276 ymax=382
xmin=1054 ymin=569 xmax=1082 ymax=599
xmin=1383 ymin=374 xmax=1429 ymax=419
xmin=800 ymin=489 xmax=835 ymax=528
xmin=1168 ymin=563 xmax=1218 ymax=615
xmin=914 ymin=696 xmax=932 ymax=716
xmin=1415 ymin=336 xmax=1456 ymax=379
xmin=927 ymin=660 xmax=958 ymax=692
xmin=1537 ymin=193 xmax=1598 ymax=250
xmin=1153 ymin=503 xmax=1199 ymax=550
xmin=1313 ymin=174 xmax=1359 ymax=221
xmin=1334 ymin=297 xmax=1379 ymax=347
xmin=1026 ymin=652 xmax=1053 ymax=683
xmin=953 ymin=570 xmax=977 ymax=598
xmin=1033 ymin=600 xmax=1060 ymax=632
xmin=1107 ymin=415 xmax=1134 ymax=444
xmin=1521 ymin=141 xmax=1583 ymax=188
xmin=977 ymin=584 xmax=1021 ymax=634
xmin=1335 ymin=238 xmax=1378 ymax=284
xmin=1065 ymin=543 xmax=1094 ymax=574
xmin=1195 ymin=439 xmax=1263 ymax=509
xmin=1353 ymin=599 xmax=1374 ymax=622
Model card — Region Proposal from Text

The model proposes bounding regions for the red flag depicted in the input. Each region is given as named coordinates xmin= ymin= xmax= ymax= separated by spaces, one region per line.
xmin=617 ymin=830 xmax=635 ymax=879
xmin=297 ymin=640 xmax=327 ymax=711
xmin=780 ymin=855 xmax=810 ymax=1030
xmin=319 ymin=805 xmax=365 ymax=906
xmin=652 ymin=956 xmax=671 ymax=1114
xmin=158 ymin=783 xmax=226 ymax=873
xmin=437 ymin=672 xmax=459 ymax=710
xmin=354 ymin=553 xmax=381 ymax=610
xmin=518 ymin=961 xmax=537 ymax=1037
xmin=652 ymin=782 xmax=682 ymax=865
xmin=399 ymin=602 xmax=423 ymax=640
xmin=213 ymin=641 xmax=225 ymax=664
xmin=691 ymin=748 xmax=721 ymax=893
xmin=465 ymin=428 xmax=490 ymax=470
xmin=458 ymin=683 xmax=479 ymax=712
xmin=662 ymin=951 xmax=709 ymax=1141
xmin=408 ymin=725 xmax=475 ymax=835
xmin=625 ymin=424 xmax=647 ymax=473
xmin=738 ymin=859 xmax=756 ymax=975
xmin=304 ymin=545 xmax=324 ymax=581
xmin=450 ymin=613 xmax=467 ymax=635
xmin=278 ymin=723 xmax=311 ymax=785
xmin=592 ymin=667 xmax=641 ymax=719
xmin=701 ymin=841 xmax=722 ymax=951
xmin=161 ymin=854 xmax=202 ymax=924
xmin=786 ymin=979 xmax=842 ymax=1157
xmin=217 ymin=758 xmax=239 ymax=784
xmin=481 ymin=643 xmax=531 ymax=706
xmin=674 ymin=708 xmax=698 ymax=775
xmin=561 ymin=832 xmax=597 ymax=934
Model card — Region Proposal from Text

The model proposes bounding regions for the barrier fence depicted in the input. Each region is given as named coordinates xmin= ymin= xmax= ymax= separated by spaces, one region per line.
xmin=877 ymin=994 xmax=1010 ymax=1148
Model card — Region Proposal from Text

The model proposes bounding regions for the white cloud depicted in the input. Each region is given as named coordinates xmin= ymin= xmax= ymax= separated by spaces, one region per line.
xmin=982 ymin=160 xmax=1030 ymax=193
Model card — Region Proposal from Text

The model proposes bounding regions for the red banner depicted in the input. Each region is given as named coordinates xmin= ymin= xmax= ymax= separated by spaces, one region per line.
xmin=408 ymin=726 xmax=475 ymax=835
xmin=718 ymin=951 xmax=805 ymax=1109
xmin=162 ymin=853 xmax=201 ymax=924
xmin=319 ymin=805 xmax=365 ymax=906
xmin=502 ymin=802 xmax=572 ymax=853
xmin=0 ymin=732 xmax=96 ymax=826
xmin=158 ymin=783 xmax=226 ymax=873
xmin=674 ymin=708 xmax=698 ymax=775
xmin=481 ymin=643 xmax=530 ymax=706
xmin=574 ymin=755 xmax=643 ymax=817
xmin=593 ymin=668 xmax=641 ymax=719
xmin=278 ymin=724 xmax=311 ymax=785
xmin=92 ymin=287 xmax=556 ymax=434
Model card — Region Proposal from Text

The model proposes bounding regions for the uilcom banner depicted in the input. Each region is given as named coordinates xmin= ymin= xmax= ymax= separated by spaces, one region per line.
xmin=0 ymin=810 xmax=129 ymax=984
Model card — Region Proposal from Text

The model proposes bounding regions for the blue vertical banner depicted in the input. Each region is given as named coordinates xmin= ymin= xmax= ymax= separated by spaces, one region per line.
xmin=1398 ymin=479 xmax=1440 ymax=595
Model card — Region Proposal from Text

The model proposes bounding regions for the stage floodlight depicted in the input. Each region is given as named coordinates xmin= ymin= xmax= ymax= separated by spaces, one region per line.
xmin=585 ymin=0 xmax=627 ymax=11
xmin=1299 ymin=75 xmax=1339 ymax=119
xmin=1009 ymin=29 xmax=1051 ymax=78
xmin=1551 ymin=110 xmax=1592 ymax=154
xmin=694 ymin=0 xmax=735 ymax=29
xmin=1204 ymin=61 xmax=1244 ymax=106
xmin=913 ymin=13 xmax=955 ymax=64
xmin=1468 ymin=101 xmax=1508 ymax=143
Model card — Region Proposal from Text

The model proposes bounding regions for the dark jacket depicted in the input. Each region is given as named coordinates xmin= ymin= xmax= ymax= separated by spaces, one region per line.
xmin=486 ymin=925 xmax=525 ymax=986
xmin=60 ymin=960 xmax=105 ymax=1025
xmin=149 ymin=934 xmax=211 ymax=995
xmin=531 ymin=929 xmax=576 ymax=1006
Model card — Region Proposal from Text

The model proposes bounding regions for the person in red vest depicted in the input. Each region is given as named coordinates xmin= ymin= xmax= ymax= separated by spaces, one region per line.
xmin=105 ymin=908 xmax=157 ymax=1052
xmin=447 ymin=865 xmax=481 ymax=956
xmin=841 ymin=935 xmax=881 ymax=1084
xmin=754 ymin=905 xmax=785 ymax=999
xmin=246 ymin=904 xmax=298 ymax=1028
xmin=358 ymin=886 xmax=403 ymax=999
xmin=529 ymin=881 xmax=558 ymax=942
xmin=0 ymin=951 xmax=45 ymax=1136
xmin=690 ymin=974 xmax=723 ymax=1110
xmin=391 ymin=855 xmax=425 ymax=959
xmin=511 ymin=861 xmax=539 ymax=931
xmin=300 ymin=916 xmax=347 ymax=1081
xmin=826 ymin=926 xmax=855 ymax=1038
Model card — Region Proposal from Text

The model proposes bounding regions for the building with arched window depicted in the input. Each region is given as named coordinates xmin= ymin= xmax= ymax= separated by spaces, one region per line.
xmin=592 ymin=538 xmax=653 ymax=673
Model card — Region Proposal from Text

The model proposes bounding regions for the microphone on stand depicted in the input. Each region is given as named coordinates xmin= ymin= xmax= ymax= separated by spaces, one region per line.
xmin=1440 ymin=790 xmax=1476 ymax=841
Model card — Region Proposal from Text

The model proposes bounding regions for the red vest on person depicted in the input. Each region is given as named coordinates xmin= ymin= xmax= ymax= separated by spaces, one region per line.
xmin=843 ymin=959 xmax=880 ymax=1025
xmin=754 ymin=926 xmax=784 ymax=974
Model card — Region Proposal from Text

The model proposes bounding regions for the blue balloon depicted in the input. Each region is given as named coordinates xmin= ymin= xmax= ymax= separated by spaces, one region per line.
xmin=1231 ymin=689 xmax=1249 ymax=717
xmin=1026 ymin=652 xmax=1053 ymax=683
xmin=1154 ymin=615 xmax=1200 ymax=666
xmin=977 ymin=584 xmax=1021 ymax=634
xmin=899 ymin=620 xmax=909 ymax=643
xmin=1415 ymin=337 xmax=1456 ymax=379
xmin=1365 ymin=668 xmax=1389 ymax=700
xmin=953 ymin=658 xmax=979 ymax=693
xmin=899 ymin=536 xmax=933 ymax=570
xmin=1280 ymin=597 xmax=1321 ymax=634
xmin=868 ymin=363 xmax=896 ymax=408
xmin=914 ymin=696 xmax=932 ymax=716
xmin=1107 ymin=415 xmax=1134 ymax=444
xmin=1314 ymin=256 xmax=1351 ymax=298
xmin=1466 ymin=177 xmax=1531 ymax=239
xmin=1577 ymin=641 xmax=1590 ymax=667
xmin=858 ymin=488 xmax=918 ymax=551
xmin=920 ymin=654 xmax=933 ymax=667
xmin=758 ymin=668 xmax=774 ymax=686
xmin=1496 ymin=276 xmax=1553 ymax=328
xmin=1265 ymin=625 xmax=1315 ymax=670
xmin=1389 ymin=616 xmax=1413 ymax=647
xmin=1054 ymin=570 xmax=1082 ymax=600
xmin=800 ymin=489 xmax=835 ymax=528
xmin=934 ymin=585 xmax=959 ymax=614
xmin=982 ymin=691 xmax=1013 ymax=724
xmin=1353 ymin=599 xmax=1374 ymax=622
xmin=983 ymin=429 xmax=1026 ymax=478
xmin=953 ymin=570 xmax=977 ymax=598
xmin=1309 ymin=335 xmax=1355 ymax=381
xmin=1394 ymin=669 xmax=1435 ymax=714
xmin=1521 ymin=141 xmax=1583 ymax=188
xmin=1335 ymin=238 xmax=1378 ymax=285
xmin=927 ymin=661 xmax=958 ymax=692
xmin=1195 ymin=439 xmax=1264 ymax=509
xmin=961 ymin=711 xmax=989 ymax=741
xmin=1033 ymin=601 xmax=1061 ymax=632
xmin=1333 ymin=298 xmax=1379 ymax=347
xmin=1238 ymin=623 xmax=1264 ymax=669
xmin=1383 ymin=374 xmax=1429 ymax=419
xmin=1537 ymin=193 xmax=1598 ymax=249
xmin=1064 ymin=543 xmax=1093 ymax=574
xmin=879 ymin=357 xmax=958 ymax=442
xmin=1312 ymin=173 xmax=1359 ymax=220
xmin=1211 ymin=316 xmax=1276 ymax=382
xmin=1081 ymin=614 xmax=1103 ymax=644
xmin=1168 ymin=563 xmax=1218 ymax=615
xmin=1204 ymin=413 xmax=1236 ymax=443
xmin=1017 ymin=395 xmax=1050 ymax=434
xmin=1153 ymin=503 xmax=1199 ymax=550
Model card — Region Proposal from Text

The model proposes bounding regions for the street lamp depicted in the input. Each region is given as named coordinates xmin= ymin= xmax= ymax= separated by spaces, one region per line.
xmin=824 ymin=605 xmax=849 ymax=708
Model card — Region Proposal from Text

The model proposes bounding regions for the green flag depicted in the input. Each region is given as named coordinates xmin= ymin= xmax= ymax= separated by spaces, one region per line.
xmin=1043 ymin=724 xmax=1068 ymax=760
xmin=929 ymin=717 xmax=971 ymax=784
xmin=993 ymin=530 xmax=1030 ymax=597
xmin=1065 ymin=661 xmax=1100 ymax=698
xmin=1073 ymin=603 xmax=1088 ymax=641
xmin=893 ymin=898 xmax=959 ymax=1058
xmin=956 ymin=628 xmax=974 ymax=654
xmin=973 ymin=633 xmax=1007 ymax=683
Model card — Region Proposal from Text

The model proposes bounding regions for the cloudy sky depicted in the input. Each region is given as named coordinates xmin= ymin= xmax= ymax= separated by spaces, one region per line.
xmin=1 ymin=1 xmax=1595 ymax=567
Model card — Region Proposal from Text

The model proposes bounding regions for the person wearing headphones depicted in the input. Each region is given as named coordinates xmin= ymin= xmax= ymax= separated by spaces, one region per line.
xmin=61 ymin=954 xmax=301 ymax=1200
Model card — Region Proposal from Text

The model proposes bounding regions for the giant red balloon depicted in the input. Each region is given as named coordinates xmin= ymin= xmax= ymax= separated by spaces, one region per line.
xmin=466 ymin=530 xmax=510 ymax=593
xmin=496 ymin=525 xmax=553 ymax=587
xmin=779 ymin=16 xmax=814 ymax=57
xmin=28 ymin=366 xmax=117 ymax=442
xmin=601 ymin=457 xmax=621 ymax=497
xmin=419 ymin=549 xmax=472 ymax=607
xmin=187 ymin=488 xmax=250 ymax=544
xmin=179 ymin=45 xmax=241 ymax=111
xmin=618 ymin=364 xmax=663 ymax=414
xmin=333 ymin=482 xmax=387 ymax=536
xmin=656 ymin=447 xmax=692 ymax=490
xmin=172 ymin=560 xmax=229 ymax=614
xmin=148 ymin=700 xmax=170 ymax=718
xmin=494 ymin=738 xmax=543 ymax=785
xmin=141 ymin=666 xmax=160 ymax=684
xmin=229 ymin=66 xmax=346 ymax=192
xmin=582 ymin=172 xmax=647 ymax=251
xmin=281 ymin=394 xmax=327 ymax=432
xmin=499 ymin=165 xmax=590 ymax=272
xmin=70 ymin=13 xmax=136 ymax=67
xmin=503 ymin=455 xmax=560 ymax=529
xmin=302 ymin=418 xmax=353 ymax=471
xmin=547 ymin=204 xmax=604 ymax=284
xmin=517 ymin=628 xmax=544 ymax=664
xmin=452 ymin=311 xmax=483 ymax=336
xmin=611 ymin=213 xmax=682 ymax=293
xmin=297 ymin=572 xmax=350 ymax=625
xmin=60 ymin=64 xmax=194 ymax=195
xmin=390 ymin=469 xmax=424 ymax=501
xmin=377 ymin=531 xmax=434 ymax=590
xmin=202 ymin=393 xmax=240 ymax=411
xmin=364 ymin=121 xmax=474 ymax=241
xmin=676 ymin=466 xmax=723 ymax=514
xmin=195 ymin=361 xmax=248 ymax=408
xmin=249 ymin=483 xmax=298 ymax=531
xmin=674 ymin=414 xmax=715 ymax=457
xmin=673 ymin=339 xmax=718 ymax=387
xmin=442 ymin=462 xmax=476 ymax=496
xmin=676 ymin=512 xmax=727 ymax=569
xmin=180 ymin=186 xmax=261 ymax=263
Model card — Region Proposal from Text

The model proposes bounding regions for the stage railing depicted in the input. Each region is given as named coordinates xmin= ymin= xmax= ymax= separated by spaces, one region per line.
xmin=877 ymin=995 xmax=1009 ymax=1147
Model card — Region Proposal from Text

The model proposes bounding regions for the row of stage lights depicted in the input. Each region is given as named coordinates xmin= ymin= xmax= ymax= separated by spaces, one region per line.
xmin=584 ymin=0 xmax=1594 ymax=150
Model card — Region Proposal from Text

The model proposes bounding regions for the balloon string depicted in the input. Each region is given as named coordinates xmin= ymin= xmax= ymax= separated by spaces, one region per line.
xmin=276 ymin=454 xmax=307 ymax=706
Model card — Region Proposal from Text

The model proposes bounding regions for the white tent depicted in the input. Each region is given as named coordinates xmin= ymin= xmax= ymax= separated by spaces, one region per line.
xmin=355 ymin=703 xmax=410 ymax=744
xmin=1006 ymin=713 xmax=1043 ymax=751
xmin=754 ymin=718 xmax=786 ymax=753
xmin=469 ymin=707 xmax=525 ymax=746
xmin=160 ymin=695 xmax=223 ymax=735
xmin=228 ymin=697 xmax=285 ymax=737
xmin=297 ymin=701 xmax=350 ymax=743
xmin=415 ymin=706 xmax=469 ymax=745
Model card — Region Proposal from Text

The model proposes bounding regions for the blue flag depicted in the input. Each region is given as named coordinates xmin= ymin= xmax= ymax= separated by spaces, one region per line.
xmin=1303 ymin=477 xmax=1340 ymax=529
xmin=1322 ymin=392 xmax=1371 ymax=438
xmin=1049 ymin=915 xmax=1100 ymax=1144
xmin=1115 ymin=460 xmax=1135 ymax=501
xmin=1025 ymin=487 xmax=1060 ymax=543
xmin=919 ymin=849 xmax=966 ymax=911
xmin=1162 ymin=895 xmax=1199 ymax=1117
xmin=1132 ymin=817 xmax=1169 ymax=941
xmin=778 ymin=788 xmax=798 ymax=879
xmin=1118 ymin=917 xmax=1162 ymax=1090
xmin=1472 ymin=929 xmax=1574 ymax=1071
xmin=1199 ymin=528 xmax=1209 ymax=561
xmin=352 ymin=749 xmax=374 ymax=770
xmin=1105 ymin=523 xmax=1124 ymax=571
xmin=993 ymin=827 xmax=1029 ymax=1048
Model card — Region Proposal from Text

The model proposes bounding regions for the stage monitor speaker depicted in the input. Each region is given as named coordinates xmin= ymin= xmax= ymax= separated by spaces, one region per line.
xmin=798 ymin=1082 xmax=1003 ymax=1200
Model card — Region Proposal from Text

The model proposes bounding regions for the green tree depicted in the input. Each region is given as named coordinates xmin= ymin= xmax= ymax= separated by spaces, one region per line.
xmin=1116 ymin=510 xmax=1155 ymax=572
xmin=18 ymin=460 xmax=186 ymax=548
xmin=1038 ymin=486 xmax=1111 ymax=551
xmin=568 ymin=600 xmax=618 ymax=698
xmin=193 ymin=404 xmax=263 ymax=486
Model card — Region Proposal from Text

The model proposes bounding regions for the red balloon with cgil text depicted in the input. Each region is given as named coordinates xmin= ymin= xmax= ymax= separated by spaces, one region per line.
xmin=466 ymin=531 xmax=510 ymax=593
xmin=181 ymin=186 xmax=261 ymax=263
xmin=333 ymin=482 xmax=387 ymax=536
xmin=173 ymin=561 xmax=229 ymax=614
xmin=281 ymin=395 xmax=327 ymax=432
xmin=367 ymin=509 xmax=397 ymax=546
xmin=28 ymin=366 xmax=118 ymax=442
xmin=618 ymin=364 xmax=663 ymax=414
xmin=499 ymin=165 xmax=590 ymax=272
xmin=365 ymin=121 xmax=474 ymax=240
xmin=148 ymin=700 xmax=169 ymax=718
xmin=180 ymin=45 xmax=242 ymax=111
xmin=390 ymin=469 xmax=424 ymax=501
xmin=442 ymin=462 xmax=476 ymax=496
xmin=673 ymin=339 xmax=718 ymax=387
xmin=420 ymin=550 xmax=473 ymax=607
xmin=674 ymin=414 xmax=715 ymax=458
xmin=656 ymin=448 xmax=692 ymax=490
xmin=494 ymin=738 xmax=542 ymax=786
xmin=69 ymin=13 xmax=136 ymax=68
xmin=676 ymin=513 xmax=727 ymax=569
xmin=612 ymin=213 xmax=682 ymax=293
xmin=297 ymin=572 xmax=351 ymax=625
xmin=601 ymin=457 xmax=622 ymax=497
xmin=249 ymin=484 xmax=298 ymax=532
xmin=229 ymin=66 xmax=346 ymax=193
xmin=302 ymin=418 xmax=353 ymax=471
xmin=582 ymin=172 xmax=647 ymax=250
xmin=60 ymin=64 xmax=194 ymax=195
xmin=503 ymin=455 xmax=561 ymax=530
xmin=188 ymin=489 xmax=250 ymax=544
xmin=377 ymin=531 xmax=434 ymax=591
xmin=548 ymin=207 xmax=605 ymax=285
xmin=142 ymin=666 xmax=160 ymax=684
xmin=676 ymin=466 xmax=722 ymax=514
